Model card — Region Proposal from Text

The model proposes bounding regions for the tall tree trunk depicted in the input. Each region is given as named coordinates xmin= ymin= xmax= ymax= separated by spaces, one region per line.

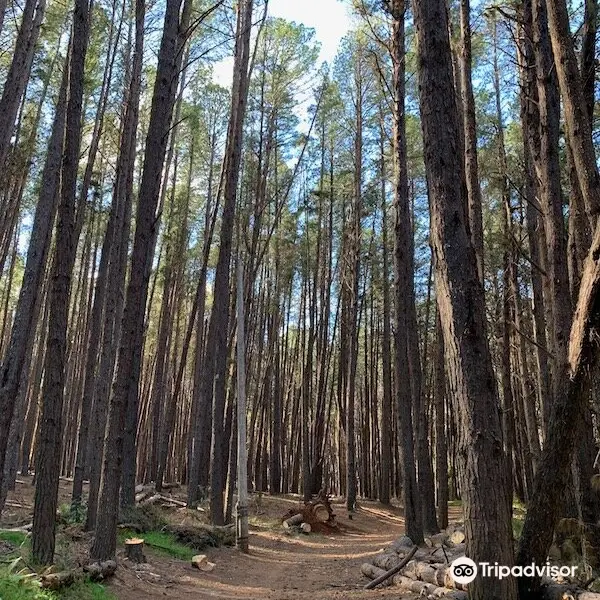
xmin=380 ymin=123 xmax=392 ymax=505
xmin=0 ymin=54 xmax=68 ymax=507
xmin=90 ymin=0 xmax=191 ymax=561
xmin=389 ymin=0 xmax=423 ymax=545
xmin=545 ymin=0 xmax=600 ymax=224
xmin=32 ymin=0 xmax=91 ymax=563
xmin=433 ymin=315 xmax=448 ymax=529
xmin=205 ymin=0 xmax=253 ymax=525
xmin=413 ymin=0 xmax=517 ymax=597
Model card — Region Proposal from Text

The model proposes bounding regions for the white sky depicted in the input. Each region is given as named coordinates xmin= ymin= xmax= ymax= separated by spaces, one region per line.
xmin=212 ymin=0 xmax=353 ymax=86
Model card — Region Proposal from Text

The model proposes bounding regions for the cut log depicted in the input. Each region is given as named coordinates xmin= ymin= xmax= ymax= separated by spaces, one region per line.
xmin=192 ymin=554 xmax=215 ymax=572
xmin=84 ymin=560 xmax=117 ymax=581
xmin=372 ymin=552 xmax=404 ymax=571
xmin=161 ymin=482 xmax=181 ymax=490
xmin=124 ymin=538 xmax=146 ymax=563
xmin=300 ymin=522 xmax=312 ymax=534
xmin=360 ymin=563 xmax=391 ymax=585
xmin=139 ymin=493 xmax=161 ymax=506
xmin=393 ymin=574 xmax=437 ymax=594
xmin=40 ymin=571 xmax=75 ymax=590
xmin=283 ymin=513 xmax=304 ymax=528
xmin=364 ymin=545 xmax=419 ymax=589
xmin=425 ymin=533 xmax=449 ymax=548
xmin=448 ymin=530 xmax=465 ymax=545
xmin=312 ymin=503 xmax=330 ymax=523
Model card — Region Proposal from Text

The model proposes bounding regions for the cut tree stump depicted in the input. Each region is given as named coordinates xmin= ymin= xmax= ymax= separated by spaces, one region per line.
xmin=125 ymin=538 xmax=146 ymax=563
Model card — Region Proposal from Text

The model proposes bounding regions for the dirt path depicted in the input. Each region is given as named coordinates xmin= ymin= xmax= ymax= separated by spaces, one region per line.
xmin=2 ymin=481 xmax=421 ymax=599
xmin=109 ymin=499 xmax=418 ymax=600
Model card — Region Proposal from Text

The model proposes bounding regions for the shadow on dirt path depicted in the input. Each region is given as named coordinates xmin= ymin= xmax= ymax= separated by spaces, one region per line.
xmin=109 ymin=499 xmax=423 ymax=600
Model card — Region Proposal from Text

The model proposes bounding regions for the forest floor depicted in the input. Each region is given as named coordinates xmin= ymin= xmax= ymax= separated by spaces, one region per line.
xmin=1 ymin=478 xmax=461 ymax=599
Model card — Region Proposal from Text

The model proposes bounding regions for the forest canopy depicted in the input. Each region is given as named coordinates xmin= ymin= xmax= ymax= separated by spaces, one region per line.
xmin=1 ymin=0 xmax=600 ymax=598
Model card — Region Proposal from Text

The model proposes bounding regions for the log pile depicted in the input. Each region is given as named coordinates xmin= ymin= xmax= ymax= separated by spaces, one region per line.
xmin=281 ymin=489 xmax=336 ymax=534
xmin=360 ymin=525 xmax=600 ymax=600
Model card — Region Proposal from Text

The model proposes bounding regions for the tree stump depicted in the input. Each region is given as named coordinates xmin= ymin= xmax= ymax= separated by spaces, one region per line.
xmin=125 ymin=538 xmax=146 ymax=563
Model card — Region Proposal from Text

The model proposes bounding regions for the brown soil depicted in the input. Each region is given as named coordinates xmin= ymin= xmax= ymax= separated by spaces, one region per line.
xmin=2 ymin=478 xmax=460 ymax=600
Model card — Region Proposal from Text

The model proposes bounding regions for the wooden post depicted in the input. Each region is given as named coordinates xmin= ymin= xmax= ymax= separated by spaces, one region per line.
xmin=235 ymin=255 xmax=249 ymax=553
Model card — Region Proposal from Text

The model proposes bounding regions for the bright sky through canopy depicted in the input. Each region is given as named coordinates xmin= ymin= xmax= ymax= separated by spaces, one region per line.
xmin=212 ymin=0 xmax=353 ymax=86
xmin=269 ymin=0 xmax=352 ymax=64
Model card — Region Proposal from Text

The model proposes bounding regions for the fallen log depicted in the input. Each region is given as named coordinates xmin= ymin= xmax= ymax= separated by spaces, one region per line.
xmin=400 ymin=559 xmax=461 ymax=590
xmin=300 ymin=522 xmax=312 ymax=534
xmin=139 ymin=494 xmax=161 ymax=507
xmin=537 ymin=581 xmax=600 ymax=600
xmin=283 ymin=514 xmax=304 ymax=528
xmin=159 ymin=495 xmax=186 ymax=507
xmin=84 ymin=560 xmax=117 ymax=581
xmin=392 ymin=574 xmax=437 ymax=594
xmin=364 ymin=545 xmax=418 ymax=590
xmin=361 ymin=563 xmax=389 ymax=584
xmin=372 ymin=552 xmax=405 ymax=571
xmin=161 ymin=482 xmax=181 ymax=490
xmin=425 ymin=533 xmax=449 ymax=548
xmin=40 ymin=571 xmax=75 ymax=590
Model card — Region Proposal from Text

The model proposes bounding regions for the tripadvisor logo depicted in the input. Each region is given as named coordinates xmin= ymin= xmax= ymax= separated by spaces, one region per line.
xmin=449 ymin=557 xmax=578 ymax=584
xmin=450 ymin=557 xmax=477 ymax=584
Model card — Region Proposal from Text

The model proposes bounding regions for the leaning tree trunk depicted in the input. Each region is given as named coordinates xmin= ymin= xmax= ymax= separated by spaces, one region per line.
xmin=0 ymin=53 xmax=68 ymax=511
xmin=0 ymin=0 xmax=46 ymax=172
xmin=413 ymin=0 xmax=517 ymax=597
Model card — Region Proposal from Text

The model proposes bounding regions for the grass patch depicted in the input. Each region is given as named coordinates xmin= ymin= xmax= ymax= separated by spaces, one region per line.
xmin=118 ymin=529 xmax=196 ymax=560
xmin=248 ymin=515 xmax=281 ymax=530
xmin=0 ymin=562 xmax=115 ymax=600
xmin=0 ymin=530 xmax=28 ymax=546
xmin=58 ymin=578 xmax=116 ymax=600
xmin=0 ymin=570 xmax=55 ymax=600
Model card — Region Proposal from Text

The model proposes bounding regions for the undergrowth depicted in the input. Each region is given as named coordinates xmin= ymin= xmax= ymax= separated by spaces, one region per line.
xmin=118 ymin=529 xmax=196 ymax=560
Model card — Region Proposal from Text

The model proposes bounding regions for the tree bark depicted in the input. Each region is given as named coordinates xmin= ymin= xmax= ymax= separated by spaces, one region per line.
xmin=0 ymin=53 xmax=67 ymax=508
xmin=205 ymin=0 xmax=253 ymax=525
xmin=413 ymin=0 xmax=517 ymax=597
xmin=32 ymin=0 xmax=91 ymax=563
xmin=90 ymin=0 xmax=190 ymax=561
